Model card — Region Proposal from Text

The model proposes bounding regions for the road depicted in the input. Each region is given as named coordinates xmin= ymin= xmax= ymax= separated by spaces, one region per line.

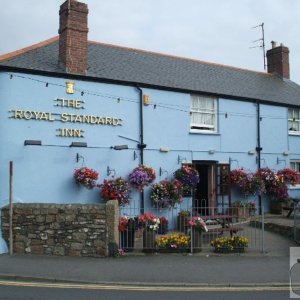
xmin=0 ymin=281 xmax=291 ymax=300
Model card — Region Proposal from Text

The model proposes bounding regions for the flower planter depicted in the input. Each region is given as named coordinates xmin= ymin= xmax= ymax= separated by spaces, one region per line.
xmin=157 ymin=248 xmax=190 ymax=253
xmin=214 ymin=246 xmax=245 ymax=254
xmin=143 ymin=228 xmax=156 ymax=252
xmin=120 ymin=229 xmax=135 ymax=252
xmin=232 ymin=207 xmax=249 ymax=221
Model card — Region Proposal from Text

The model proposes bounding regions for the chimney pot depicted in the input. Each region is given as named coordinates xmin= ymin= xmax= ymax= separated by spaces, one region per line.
xmin=271 ymin=41 xmax=277 ymax=49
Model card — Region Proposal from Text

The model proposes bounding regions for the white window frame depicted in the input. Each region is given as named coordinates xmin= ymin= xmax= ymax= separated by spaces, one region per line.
xmin=190 ymin=95 xmax=218 ymax=133
xmin=290 ymin=160 xmax=300 ymax=189
xmin=288 ymin=108 xmax=300 ymax=135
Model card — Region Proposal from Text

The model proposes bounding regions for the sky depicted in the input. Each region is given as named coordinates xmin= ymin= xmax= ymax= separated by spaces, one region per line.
xmin=1 ymin=0 xmax=300 ymax=84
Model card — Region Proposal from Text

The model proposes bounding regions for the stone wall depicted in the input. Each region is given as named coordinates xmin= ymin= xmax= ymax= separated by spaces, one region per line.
xmin=1 ymin=202 xmax=119 ymax=257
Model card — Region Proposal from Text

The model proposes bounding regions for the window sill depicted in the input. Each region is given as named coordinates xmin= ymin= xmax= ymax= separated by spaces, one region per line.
xmin=189 ymin=130 xmax=220 ymax=136
xmin=289 ymin=185 xmax=300 ymax=190
xmin=289 ymin=132 xmax=300 ymax=136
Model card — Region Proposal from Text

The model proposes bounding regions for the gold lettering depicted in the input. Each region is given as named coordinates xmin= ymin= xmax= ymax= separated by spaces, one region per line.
xmin=90 ymin=116 xmax=97 ymax=124
xmin=73 ymin=129 xmax=82 ymax=138
xmin=97 ymin=117 xmax=105 ymax=125
xmin=48 ymin=113 xmax=55 ymax=121
xmin=105 ymin=117 xmax=112 ymax=125
xmin=23 ymin=111 xmax=32 ymax=120
xmin=40 ymin=112 xmax=48 ymax=121
xmin=61 ymin=113 xmax=69 ymax=122
xmin=117 ymin=118 xmax=123 ymax=126
xmin=75 ymin=100 xmax=82 ymax=109
xmin=14 ymin=110 xmax=23 ymax=119
xmin=32 ymin=111 xmax=40 ymax=119
xmin=66 ymin=129 xmax=74 ymax=137
xmin=69 ymin=114 xmax=77 ymax=122
xmin=74 ymin=114 xmax=82 ymax=123
xmin=82 ymin=115 xmax=90 ymax=124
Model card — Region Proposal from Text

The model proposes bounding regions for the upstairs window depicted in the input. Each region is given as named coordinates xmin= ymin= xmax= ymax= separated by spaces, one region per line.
xmin=288 ymin=108 xmax=300 ymax=134
xmin=290 ymin=161 xmax=300 ymax=185
xmin=190 ymin=95 xmax=217 ymax=133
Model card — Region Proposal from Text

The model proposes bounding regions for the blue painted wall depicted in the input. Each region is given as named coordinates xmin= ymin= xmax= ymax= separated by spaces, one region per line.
xmin=0 ymin=71 xmax=300 ymax=211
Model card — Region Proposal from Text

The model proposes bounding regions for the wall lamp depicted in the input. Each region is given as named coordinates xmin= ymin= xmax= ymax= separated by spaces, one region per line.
xmin=111 ymin=145 xmax=128 ymax=150
xmin=24 ymin=140 xmax=42 ymax=146
xmin=208 ymin=149 xmax=215 ymax=154
xmin=70 ymin=142 xmax=87 ymax=147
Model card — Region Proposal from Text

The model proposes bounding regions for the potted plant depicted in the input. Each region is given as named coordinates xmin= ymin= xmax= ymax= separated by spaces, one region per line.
xmin=151 ymin=179 xmax=184 ymax=208
xmin=211 ymin=236 xmax=249 ymax=253
xmin=187 ymin=216 xmax=208 ymax=252
xmin=128 ymin=165 xmax=156 ymax=192
xmin=100 ymin=177 xmax=130 ymax=206
xmin=174 ymin=165 xmax=199 ymax=196
xmin=118 ymin=216 xmax=135 ymax=251
xmin=138 ymin=213 xmax=160 ymax=251
xmin=157 ymin=217 xmax=168 ymax=235
xmin=74 ymin=167 xmax=99 ymax=189
xmin=156 ymin=233 xmax=190 ymax=252
xmin=231 ymin=201 xmax=250 ymax=221
xmin=246 ymin=202 xmax=256 ymax=216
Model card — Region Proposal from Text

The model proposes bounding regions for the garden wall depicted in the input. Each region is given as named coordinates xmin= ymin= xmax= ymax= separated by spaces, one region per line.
xmin=1 ymin=201 xmax=119 ymax=257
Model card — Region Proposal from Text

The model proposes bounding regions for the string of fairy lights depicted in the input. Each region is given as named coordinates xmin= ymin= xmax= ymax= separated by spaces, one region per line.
xmin=6 ymin=72 xmax=296 ymax=121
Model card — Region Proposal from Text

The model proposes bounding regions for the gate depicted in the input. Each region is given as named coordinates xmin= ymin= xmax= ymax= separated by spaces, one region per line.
xmin=294 ymin=204 xmax=300 ymax=244
xmin=119 ymin=203 xmax=265 ymax=253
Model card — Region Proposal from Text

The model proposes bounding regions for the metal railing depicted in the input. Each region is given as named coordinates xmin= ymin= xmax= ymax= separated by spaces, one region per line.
xmin=119 ymin=203 xmax=265 ymax=253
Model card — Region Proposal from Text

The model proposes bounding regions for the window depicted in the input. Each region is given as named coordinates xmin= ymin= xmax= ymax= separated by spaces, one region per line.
xmin=290 ymin=161 xmax=300 ymax=185
xmin=190 ymin=95 xmax=217 ymax=133
xmin=288 ymin=108 xmax=300 ymax=134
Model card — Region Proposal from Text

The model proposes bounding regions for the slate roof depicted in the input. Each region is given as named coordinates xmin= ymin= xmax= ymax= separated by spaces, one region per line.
xmin=1 ymin=36 xmax=300 ymax=107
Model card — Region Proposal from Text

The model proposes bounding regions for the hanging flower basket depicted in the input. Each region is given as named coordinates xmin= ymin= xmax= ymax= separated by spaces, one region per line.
xmin=277 ymin=168 xmax=299 ymax=186
xmin=230 ymin=169 xmax=265 ymax=197
xmin=128 ymin=165 xmax=156 ymax=192
xmin=174 ymin=165 xmax=199 ymax=195
xmin=151 ymin=179 xmax=184 ymax=208
xmin=74 ymin=167 xmax=99 ymax=189
xmin=100 ymin=177 xmax=130 ymax=206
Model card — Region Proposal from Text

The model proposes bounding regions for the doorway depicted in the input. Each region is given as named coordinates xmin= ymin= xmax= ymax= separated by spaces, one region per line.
xmin=193 ymin=162 xmax=215 ymax=216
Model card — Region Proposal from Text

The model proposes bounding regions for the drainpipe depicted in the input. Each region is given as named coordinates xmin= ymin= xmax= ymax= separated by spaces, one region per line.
xmin=256 ymin=101 xmax=262 ymax=214
xmin=136 ymin=86 xmax=146 ymax=214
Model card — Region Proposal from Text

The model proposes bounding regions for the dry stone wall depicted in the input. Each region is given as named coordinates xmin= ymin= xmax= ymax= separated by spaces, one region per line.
xmin=1 ymin=202 xmax=119 ymax=257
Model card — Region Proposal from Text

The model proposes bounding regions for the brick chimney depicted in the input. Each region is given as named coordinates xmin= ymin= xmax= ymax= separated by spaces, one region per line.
xmin=266 ymin=41 xmax=290 ymax=79
xmin=58 ymin=0 xmax=89 ymax=75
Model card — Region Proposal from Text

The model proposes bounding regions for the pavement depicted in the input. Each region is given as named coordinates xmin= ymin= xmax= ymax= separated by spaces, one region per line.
xmin=0 ymin=215 xmax=298 ymax=287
